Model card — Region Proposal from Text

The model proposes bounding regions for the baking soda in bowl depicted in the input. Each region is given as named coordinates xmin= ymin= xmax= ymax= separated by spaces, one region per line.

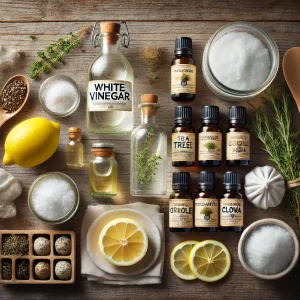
xmin=244 ymin=225 xmax=294 ymax=275
xmin=30 ymin=173 xmax=78 ymax=222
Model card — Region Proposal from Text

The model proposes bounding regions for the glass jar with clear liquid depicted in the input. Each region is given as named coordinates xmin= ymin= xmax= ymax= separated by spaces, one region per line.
xmin=66 ymin=127 xmax=84 ymax=168
xmin=131 ymin=94 xmax=167 ymax=196
xmin=87 ymin=22 xmax=134 ymax=134
xmin=89 ymin=143 xmax=117 ymax=197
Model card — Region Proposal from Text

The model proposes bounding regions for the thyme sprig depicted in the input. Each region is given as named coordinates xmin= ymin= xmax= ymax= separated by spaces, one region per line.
xmin=30 ymin=25 xmax=91 ymax=79
xmin=135 ymin=128 xmax=162 ymax=184
xmin=252 ymin=87 xmax=300 ymax=220
xmin=141 ymin=47 xmax=162 ymax=84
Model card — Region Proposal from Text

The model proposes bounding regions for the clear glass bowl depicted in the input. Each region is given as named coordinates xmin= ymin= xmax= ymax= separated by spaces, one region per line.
xmin=202 ymin=22 xmax=279 ymax=101
xmin=39 ymin=75 xmax=80 ymax=117
xmin=28 ymin=172 xmax=80 ymax=224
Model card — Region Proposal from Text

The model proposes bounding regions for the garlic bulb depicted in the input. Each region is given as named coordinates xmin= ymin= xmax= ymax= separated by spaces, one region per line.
xmin=0 ymin=168 xmax=22 ymax=218
xmin=244 ymin=166 xmax=285 ymax=210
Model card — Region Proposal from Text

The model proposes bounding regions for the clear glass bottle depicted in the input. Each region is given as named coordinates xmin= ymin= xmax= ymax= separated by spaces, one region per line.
xmin=66 ymin=127 xmax=84 ymax=168
xmin=130 ymin=94 xmax=167 ymax=196
xmin=89 ymin=143 xmax=117 ymax=197
xmin=87 ymin=22 xmax=134 ymax=134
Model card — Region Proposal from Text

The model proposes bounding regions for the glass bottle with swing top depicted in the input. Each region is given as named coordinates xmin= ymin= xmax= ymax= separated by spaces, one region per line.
xmin=87 ymin=21 xmax=133 ymax=134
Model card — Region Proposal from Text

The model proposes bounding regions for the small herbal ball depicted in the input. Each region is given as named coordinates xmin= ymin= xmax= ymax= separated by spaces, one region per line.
xmin=35 ymin=261 xmax=50 ymax=280
xmin=55 ymin=260 xmax=72 ymax=280
xmin=34 ymin=237 xmax=50 ymax=256
xmin=55 ymin=236 xmax=71 ymax=255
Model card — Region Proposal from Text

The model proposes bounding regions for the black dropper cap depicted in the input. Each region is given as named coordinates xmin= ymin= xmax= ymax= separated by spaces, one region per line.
xmin=201 ymin=106 xmax=219 ymax=124
xmin=175 ymin=106 xmax=192 ymax=124
xmin=174 ymin=37 xmax=192 ymax=55
xmin=172 ymin=172 xmax=190 ymax=189
xmin=198 ymin=171 xmax=215 ymax=190
xmin=228 ymin=106 xmax=246 ymax=124
xmin=223 ymin=172 xmax=241 ymax=190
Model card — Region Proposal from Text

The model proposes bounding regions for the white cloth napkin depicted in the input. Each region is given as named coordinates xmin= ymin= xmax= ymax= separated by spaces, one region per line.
xmin=81 ymin=202 xmax=165 ymax=285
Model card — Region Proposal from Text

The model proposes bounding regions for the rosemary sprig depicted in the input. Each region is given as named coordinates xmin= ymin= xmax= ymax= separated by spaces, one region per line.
xmin=30 ymin=25 xmax=91 ymax=79
xmin=135 ymin=128 xmax=162 ymax=184
xmin=252 ymin=87 xmax=300 ymax=219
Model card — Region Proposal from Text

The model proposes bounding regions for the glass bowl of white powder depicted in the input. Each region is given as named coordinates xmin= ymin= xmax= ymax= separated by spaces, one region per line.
xmin=39 ymin=75 xmax=80 ymax=117
xmin=202 ymin=22 xmax=279 ymax=101
xmin=28 ymin=172 xmax=80 ymax=224
xmin=238 ymin=218 xmax=299 ymax=280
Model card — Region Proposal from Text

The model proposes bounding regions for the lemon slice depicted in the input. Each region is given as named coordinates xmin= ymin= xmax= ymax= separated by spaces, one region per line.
xmin=99 ymin=218 xmax=148 ymax=266
xmin=170 ymin=241 xmax=198 ymax=280
xmin=189 ymin=240 xmax=231 ymax=282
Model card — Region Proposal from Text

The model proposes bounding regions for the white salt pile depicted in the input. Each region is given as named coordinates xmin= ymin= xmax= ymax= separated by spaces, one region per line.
xmin=209 ymin=32 xmax=271 ymax=91
xmin=42 ymin=79 xmax=78 ymax=114
xmin=31 ymin=175 xmax=76 ymax=221
xmin=244 ymin=225 xmax=294 ymax=275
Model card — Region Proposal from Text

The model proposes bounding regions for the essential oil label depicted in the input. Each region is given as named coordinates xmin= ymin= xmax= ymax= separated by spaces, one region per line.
xmin=226 ymin=132 xmax=250 ymax=160
xmin=171 ymin=64 xmax=196 ymax=94
xmin=220 ymin=198 xmax=243 ymax=227
xmin=172 ymin=133 xmax=195 ymax=162
xmin=169 ymin=199 xmax=193 ymax=228
xmin=88 ymin=80 xmax=132 ymax=112
xmin=195 ymin=198 xmax=219 ymax=227
xmin=198 ymin=132 xmax=222 ymax=161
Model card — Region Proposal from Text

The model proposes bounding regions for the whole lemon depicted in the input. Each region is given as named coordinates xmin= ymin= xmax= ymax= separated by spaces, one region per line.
xmin=3 ymin=118 xmax=60 ymax=168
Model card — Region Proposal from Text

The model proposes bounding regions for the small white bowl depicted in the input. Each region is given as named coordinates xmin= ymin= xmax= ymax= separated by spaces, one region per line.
xmin=238 ymin=218 xmax=299 ymax=280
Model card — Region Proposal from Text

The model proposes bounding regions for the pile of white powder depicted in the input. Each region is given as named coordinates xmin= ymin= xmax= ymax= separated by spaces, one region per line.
xmin=209 ymin=32 xmax=271 ymax=90
xmin=244 ymin=225 xmax=294 ymax=275
xmin=31 ymin=175 xmax=76 ymax=221
xmin=42 ymin=79 xmax=79 ymax=114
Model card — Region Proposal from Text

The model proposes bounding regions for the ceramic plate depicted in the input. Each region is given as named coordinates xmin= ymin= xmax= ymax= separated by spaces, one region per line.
xmin=86 ymin=208 xmax=162 ymax=276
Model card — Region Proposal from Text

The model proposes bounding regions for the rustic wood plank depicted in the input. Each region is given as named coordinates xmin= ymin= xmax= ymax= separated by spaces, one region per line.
xmin=0 ymin=18 xmax=300 ymax=300
xmin=0 ymin=0 xmax=300 ymax=22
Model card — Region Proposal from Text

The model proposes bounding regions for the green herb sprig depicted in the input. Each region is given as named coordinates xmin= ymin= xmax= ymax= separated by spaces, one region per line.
xmin=135 ymin=128 xmax=162 ymax=184
xmin=30 ymin=25 xmax=91 ymax=79
xmin=252 ymin=87 xmax=300 ymax=220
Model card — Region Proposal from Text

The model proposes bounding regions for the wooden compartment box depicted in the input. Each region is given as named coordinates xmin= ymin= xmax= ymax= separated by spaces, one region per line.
xmin=0 ymin=230 xmax=76 ymax=284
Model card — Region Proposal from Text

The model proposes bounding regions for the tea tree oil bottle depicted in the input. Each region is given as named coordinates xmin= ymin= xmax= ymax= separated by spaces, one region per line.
xmin=195 ymin=171 xmax=219 ymax=232
xmin=169 ymin=172 xmax=193 ymax=232
xmin=66 ymin=127 xmax=84 ymax=168
xmin=226 ymin=106 xmax=250 ymax=166
xmin=171 ymin=37 xmax=196 ymax=101
xmin=198 ymin=106 xmax=222 ymax=166
xmin=172 ymin=106 xmax=195 ymax=166
xmin=220 ymin=172 xmax=243 ymax=232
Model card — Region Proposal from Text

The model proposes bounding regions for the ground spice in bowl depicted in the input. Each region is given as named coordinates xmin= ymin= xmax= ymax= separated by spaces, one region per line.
xmin=0 ymin=79 xmax=27 ymax=113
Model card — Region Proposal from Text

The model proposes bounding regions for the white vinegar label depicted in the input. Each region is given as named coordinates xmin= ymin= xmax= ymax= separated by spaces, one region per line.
xmin=88 ymin=80 xmax=132 ymax=112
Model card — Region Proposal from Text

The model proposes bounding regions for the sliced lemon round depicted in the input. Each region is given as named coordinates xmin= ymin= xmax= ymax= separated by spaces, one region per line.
xmin=189 ymin=240 xmax=231 ymax=282
xmin=170 ymin=241 xmax=198 ymax=280
xmin=99 ymin=218 xmax=148 ymax=266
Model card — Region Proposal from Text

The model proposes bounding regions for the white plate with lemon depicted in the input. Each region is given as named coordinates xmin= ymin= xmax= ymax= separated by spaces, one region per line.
xmin=86 ymin=208 xmax=162 ymax=276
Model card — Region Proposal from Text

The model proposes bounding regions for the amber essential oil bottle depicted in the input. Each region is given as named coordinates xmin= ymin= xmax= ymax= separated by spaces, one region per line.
xmin=195 ymin=171 xmax=219 ymax=232
xmin=172 ymin=106 xmax=195 ymax=166
xmin=169 ymin=172 xmax=193 ymax=232
xmin=226 ymin=106 xmax=250 ymax=167
xmin=198 ymin=106 xmax=222 ymax=166
xmin=220 ymin=172 xmax=243 ymax=232
xmin=171 ymin=37 xmax=196 ymax=101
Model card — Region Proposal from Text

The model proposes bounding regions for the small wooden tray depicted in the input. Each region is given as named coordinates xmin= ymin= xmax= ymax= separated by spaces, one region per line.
xmin=0 ymin=230 xmax=75 ymax=284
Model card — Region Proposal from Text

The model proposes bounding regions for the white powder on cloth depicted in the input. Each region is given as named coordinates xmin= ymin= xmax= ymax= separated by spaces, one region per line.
xmin=244 ymin=225 xmax=294 ymax=275
xmin=209 ymin=32 xmax=271 ymax=91
xmin=31 ymin=176 xmax=76 ymax=221
xmin=43 ymin=80 xmax=78 ymax=114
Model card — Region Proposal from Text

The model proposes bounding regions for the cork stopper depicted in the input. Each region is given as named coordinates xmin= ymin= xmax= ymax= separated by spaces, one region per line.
xmin=140 ymin=94 xmax=159 ymax=116
xmin=68 ymin=127 xmax=81 ymax=141
xmin=100 ymin=22 xmax=121 ymax=34
xmin=91 ymin=143 xmax=115 ymax=158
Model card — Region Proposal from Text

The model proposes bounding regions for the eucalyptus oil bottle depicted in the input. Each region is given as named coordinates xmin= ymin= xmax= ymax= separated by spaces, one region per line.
xmin=87 ymin=22 xmax=134 ymax=134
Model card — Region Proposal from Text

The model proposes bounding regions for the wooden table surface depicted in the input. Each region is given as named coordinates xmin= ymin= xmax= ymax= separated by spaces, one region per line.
xmin=1 ymin=1 xmax=300 ymax=299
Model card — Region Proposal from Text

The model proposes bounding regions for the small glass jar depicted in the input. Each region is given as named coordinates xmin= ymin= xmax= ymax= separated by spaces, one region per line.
xmin=202 ymin=22 xmax=279 ymax=101
xmin=89 ymin=143 xmax=117 ymax=197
